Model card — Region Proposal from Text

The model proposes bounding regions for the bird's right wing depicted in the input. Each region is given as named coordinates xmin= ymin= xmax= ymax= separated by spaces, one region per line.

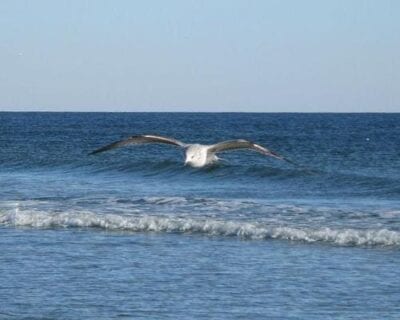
xmin=208 ymin=139 xmax=294 ymax=164
xmin=89 ymin=135 xmax=187 ymax=155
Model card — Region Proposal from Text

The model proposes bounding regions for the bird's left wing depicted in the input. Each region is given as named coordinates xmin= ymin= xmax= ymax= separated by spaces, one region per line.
xmin=89 ymin=135 xmax=187 ymax=155
xmin=208 ymin=139 xmax=293 ymax=164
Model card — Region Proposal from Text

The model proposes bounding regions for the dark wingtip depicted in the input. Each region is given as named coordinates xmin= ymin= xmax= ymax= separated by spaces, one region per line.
xmin=283 ymin=157 xmax=297 ymax=166
xmin=278 ymin=154 xmax=298 ymax=166
xmin=88 ymin=146 xmax=110 ymax=155
xmin=269 ymin=151 xmax=297 ymax=166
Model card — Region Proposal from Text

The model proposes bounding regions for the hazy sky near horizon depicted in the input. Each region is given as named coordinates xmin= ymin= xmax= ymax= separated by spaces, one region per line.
xmin=1 ymin=0 xmax=399 ymax=112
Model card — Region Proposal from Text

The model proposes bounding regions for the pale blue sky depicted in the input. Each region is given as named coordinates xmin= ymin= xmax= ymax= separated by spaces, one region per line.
xmin=0 ymin=0 xmax=399 ymax=112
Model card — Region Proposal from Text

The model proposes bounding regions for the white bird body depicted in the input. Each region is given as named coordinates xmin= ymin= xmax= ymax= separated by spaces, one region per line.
xmin=184 ymin=144 xmax=219 ymax=167
xmin=90 ymin=134 xmax=292 ymax=167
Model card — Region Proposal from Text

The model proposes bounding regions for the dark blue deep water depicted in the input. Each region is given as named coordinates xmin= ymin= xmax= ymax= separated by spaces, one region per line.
xmin=1 ymin=112 xmax=400 ymax=319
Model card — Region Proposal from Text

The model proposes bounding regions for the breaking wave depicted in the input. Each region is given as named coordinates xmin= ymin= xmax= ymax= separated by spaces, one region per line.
xmin=1 ymin=209 xmax=400 ymax=247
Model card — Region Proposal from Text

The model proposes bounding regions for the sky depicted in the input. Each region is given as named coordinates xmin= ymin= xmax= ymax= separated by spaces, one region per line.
xmin=0 ymin=0 xmax=399 ymax=112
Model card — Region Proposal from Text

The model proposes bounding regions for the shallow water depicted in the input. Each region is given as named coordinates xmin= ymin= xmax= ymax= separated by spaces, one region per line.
xmin=1 ymin=112 xmax=400 ymax=318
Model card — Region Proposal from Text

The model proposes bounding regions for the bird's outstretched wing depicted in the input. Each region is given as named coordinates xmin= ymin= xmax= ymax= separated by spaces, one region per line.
xmin=89 ymin=135 xmax=187 ymax=155
xmin=208 ymin=139 xmax=294 ymax=164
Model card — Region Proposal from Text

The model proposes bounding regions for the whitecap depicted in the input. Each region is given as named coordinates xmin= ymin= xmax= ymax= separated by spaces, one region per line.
xmin=1 ymin=209 xmax=400 ymax=247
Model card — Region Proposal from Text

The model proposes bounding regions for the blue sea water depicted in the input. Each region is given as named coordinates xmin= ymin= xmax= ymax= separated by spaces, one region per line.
xmin=1 ymin=112 xmax=400 ymax=319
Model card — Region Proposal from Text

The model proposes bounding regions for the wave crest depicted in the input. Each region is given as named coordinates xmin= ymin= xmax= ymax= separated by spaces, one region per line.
xmin=1 ymin=210 xmax=400 ymax=247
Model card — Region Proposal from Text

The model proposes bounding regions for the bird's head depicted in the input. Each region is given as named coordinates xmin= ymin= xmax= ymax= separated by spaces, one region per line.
xmin=184 ymin=146 xmax=202 ymax=167
xmin=184 ymin=153 xmax=196 ymax=166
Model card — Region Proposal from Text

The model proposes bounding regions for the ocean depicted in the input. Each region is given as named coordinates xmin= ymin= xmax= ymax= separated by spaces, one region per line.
xmin=1 ymin=112 xmax=400 ymax=319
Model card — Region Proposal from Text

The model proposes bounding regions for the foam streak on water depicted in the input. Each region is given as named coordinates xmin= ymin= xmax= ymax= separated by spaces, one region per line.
xmin=2 ymin=208 xmax=400 ymax=247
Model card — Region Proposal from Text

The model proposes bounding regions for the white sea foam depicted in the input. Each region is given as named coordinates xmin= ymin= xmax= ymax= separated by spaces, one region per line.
xmin=1 ymin=209 xmax=400 ymax=247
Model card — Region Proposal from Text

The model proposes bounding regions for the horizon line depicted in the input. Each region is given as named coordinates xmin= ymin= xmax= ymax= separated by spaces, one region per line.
xmin=0 ymin=110 xmax=399 ymax=114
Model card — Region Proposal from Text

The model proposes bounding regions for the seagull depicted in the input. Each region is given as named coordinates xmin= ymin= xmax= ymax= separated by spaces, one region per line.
xmin=90 ymin=134 xmax=293 ymax=168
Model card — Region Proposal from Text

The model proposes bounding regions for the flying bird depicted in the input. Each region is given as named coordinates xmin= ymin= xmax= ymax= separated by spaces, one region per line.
xmin=90 ymin=134 xmax=293 ymax=168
